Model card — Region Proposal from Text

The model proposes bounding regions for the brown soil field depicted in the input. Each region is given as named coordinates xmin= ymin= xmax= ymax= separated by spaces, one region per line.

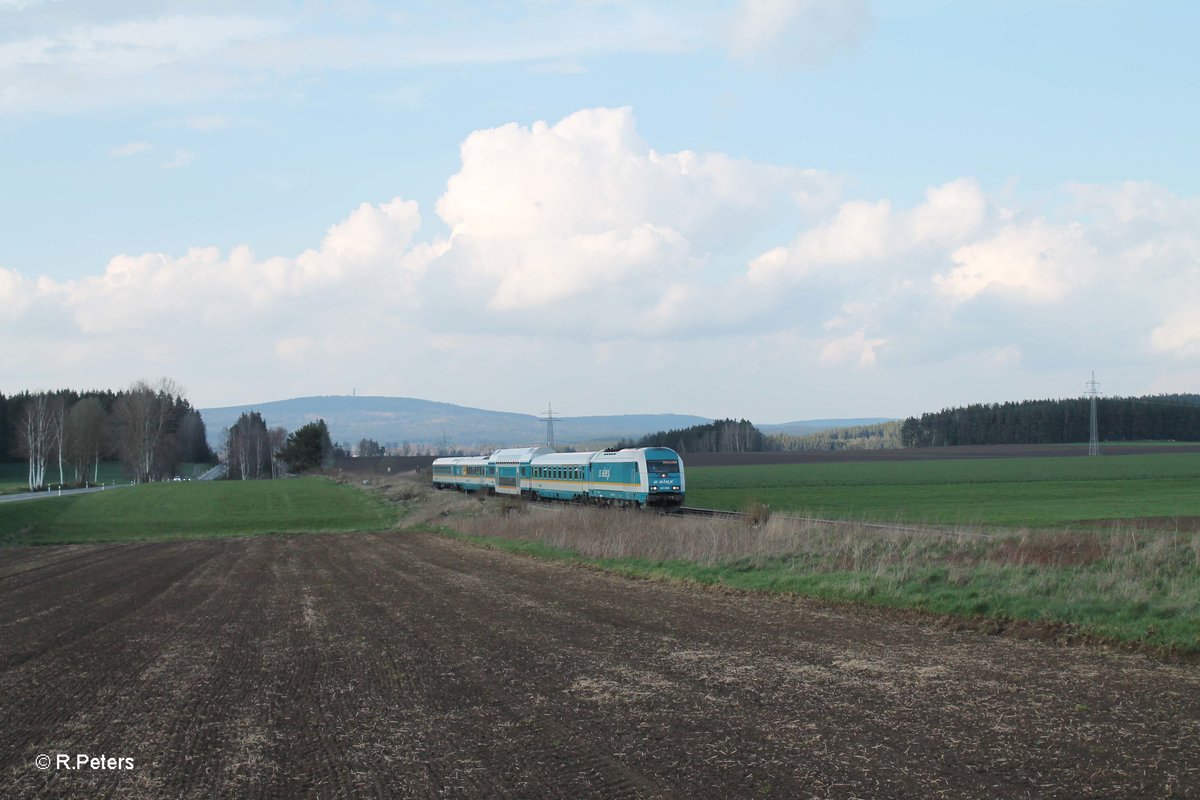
xmin=2 ymin=532 xmax=1197 ymax=799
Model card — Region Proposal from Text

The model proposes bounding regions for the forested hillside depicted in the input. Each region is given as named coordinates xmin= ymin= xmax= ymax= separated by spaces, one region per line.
xmin=900 ymin=395 xmax=1200 ymax=447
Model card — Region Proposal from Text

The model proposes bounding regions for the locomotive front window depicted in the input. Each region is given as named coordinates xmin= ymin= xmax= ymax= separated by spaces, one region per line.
xmin=646 ymin=459 xmax=679 ymax=474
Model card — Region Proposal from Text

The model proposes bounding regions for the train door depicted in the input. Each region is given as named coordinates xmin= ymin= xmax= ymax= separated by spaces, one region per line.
xmin=496 ymin=465 xmax=520 ymax=495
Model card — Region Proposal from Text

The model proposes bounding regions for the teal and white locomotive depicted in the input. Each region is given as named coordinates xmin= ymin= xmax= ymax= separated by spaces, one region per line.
xmin=432 ymin=446 xmax=685 ymax=508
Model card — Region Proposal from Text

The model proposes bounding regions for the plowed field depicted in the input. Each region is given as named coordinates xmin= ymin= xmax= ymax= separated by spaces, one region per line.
xmin=2 ymin=532 xmax=1197 ymax=798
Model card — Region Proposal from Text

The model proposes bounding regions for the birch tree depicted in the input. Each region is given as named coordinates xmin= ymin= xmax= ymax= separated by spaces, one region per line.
xmin=17 ymin=393 xmax=53 ymax=490
xmin=51 ymin=396 xmax=66 ymax=487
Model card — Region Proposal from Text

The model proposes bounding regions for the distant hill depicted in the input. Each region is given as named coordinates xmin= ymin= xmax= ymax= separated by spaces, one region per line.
xmin=758 ymin=418 xmax=894 ymax=436
xmin=199 ymin=396 xmax=712 ymax=450
xmin=199 ymin=396 xmax=894 ymax=452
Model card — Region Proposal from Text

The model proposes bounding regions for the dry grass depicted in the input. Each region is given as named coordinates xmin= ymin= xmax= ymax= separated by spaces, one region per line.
xmin=448 ymin=506 xmax=1012 ymax=568
xmin=437 ymin=500 xmax=1200 ymax=650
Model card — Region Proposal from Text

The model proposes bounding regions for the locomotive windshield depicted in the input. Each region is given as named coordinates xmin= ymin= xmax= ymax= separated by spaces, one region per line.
xmin=646 ymin=459 xmax=680 ymax=474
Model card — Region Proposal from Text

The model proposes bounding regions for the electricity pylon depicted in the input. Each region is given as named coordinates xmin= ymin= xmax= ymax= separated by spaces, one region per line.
xmin=1087 ymin=372 xmax=1101 ymax=457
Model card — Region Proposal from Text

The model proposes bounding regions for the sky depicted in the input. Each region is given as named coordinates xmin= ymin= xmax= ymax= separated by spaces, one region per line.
xmin=1 ymin=0 xmax=1198 ymax=422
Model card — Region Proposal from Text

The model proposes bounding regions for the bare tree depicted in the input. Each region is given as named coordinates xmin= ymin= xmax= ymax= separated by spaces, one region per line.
xmin=113 ymin=378 xmax=181 ymax=483
xmin=50 ymin=397 xmax=66 ymax=487
xmin=269 ymin=426 xmax=287 ymax=479
xmin=17 ymin=393 xmax=53 ymax=490
xmin=65 ymin=397 xmax=110 ymax=485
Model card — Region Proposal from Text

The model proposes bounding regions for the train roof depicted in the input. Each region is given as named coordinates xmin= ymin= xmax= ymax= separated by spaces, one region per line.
xmin=431 ymin=455 xmax=490 ymax=465
xmin=488 ymin=446 xmax=554 ymax=464
xmin=531 ymin=451 xmax=599 ymax=466
xmin=590 ymin=448 xmax=647 ymax=461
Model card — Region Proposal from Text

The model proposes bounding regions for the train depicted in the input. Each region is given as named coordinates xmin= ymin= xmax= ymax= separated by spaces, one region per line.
xmin=431 ymin=446 xmax=685 ymax=508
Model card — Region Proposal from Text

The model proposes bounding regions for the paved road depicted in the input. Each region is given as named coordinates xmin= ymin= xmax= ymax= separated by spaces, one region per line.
xmin=0 ymin=484 xmax=131 ymax=504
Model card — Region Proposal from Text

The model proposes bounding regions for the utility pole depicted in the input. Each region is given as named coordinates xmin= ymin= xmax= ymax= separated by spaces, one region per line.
xmin=538 ymin=402 xmax=560 ymax=449
xmin=1087 ymin=371 xmax=1101 ymax=457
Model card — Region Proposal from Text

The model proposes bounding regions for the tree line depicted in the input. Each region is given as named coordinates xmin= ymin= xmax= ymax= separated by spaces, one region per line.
xmin=616 ymin=418 xmax=907 ymax=454
xmin=771 ymin=420 xmax=903 ymax=451
xmin=899 ymin=394 xmax=1200 ymax=448
xmin=617 ymin=419 xmax=768 ymax=453
xmin=1 ymin=379 xmax=214 ymax=490
xmin=2 ymin=380 xmax=439 ymax=490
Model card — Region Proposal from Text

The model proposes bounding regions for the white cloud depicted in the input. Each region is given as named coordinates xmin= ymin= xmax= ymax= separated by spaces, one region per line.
xmin=2 ymin=107 xmax=1199 ymax=417
xmin=162 ymin=149 xmax=196 ymax=169
xmin=936 ymin=220 xmax=1088 ymax=303
xmin=1151 ymin=309 xmax=1200 ymax=358
xmin=432 ymin=106 xmax=829 ymax=317
xmin=46 ymin=196 xmax=428 ymax=339
xmin=184 ymin=114 xmax=230 ymax=131
xmin=108 ymin=140 xmax=151 ymax=157
xmin=0 ymin=266 xmax=32 ymax=321
xmin=0 ymin=3 xmax=868 ymax=115
xmin=748 ymin=177 xmax=987 ymax=283
xmin=819 ymin=329 xmax=885 ymax=367
xmin=727 ymin=0 xmax=873 ymax=66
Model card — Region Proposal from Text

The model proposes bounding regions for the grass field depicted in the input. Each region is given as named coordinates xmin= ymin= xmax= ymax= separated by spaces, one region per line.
xmin=0 ymin=478 xmax=397 ymax=545
xmin=686 ymin=452 xmax=1200 ymax=527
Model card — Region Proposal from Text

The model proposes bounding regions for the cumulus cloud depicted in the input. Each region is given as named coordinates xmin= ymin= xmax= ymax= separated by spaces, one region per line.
xmin=5 ymin=197 xmax=429 ymax=344
xmin=936 ymin=220 xmax=1089 ymax=303
xmin=431 ymin=106 xmax=832 ymax=318
xmin=3 ymin=106 xmax=1199 ymax=416
xmin=748 ymin=177 xmax=987 ymax=283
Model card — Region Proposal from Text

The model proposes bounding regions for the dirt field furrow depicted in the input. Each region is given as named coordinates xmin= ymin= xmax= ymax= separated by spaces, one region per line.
xmin=1 ymin=530 xmax=1197 ymax=799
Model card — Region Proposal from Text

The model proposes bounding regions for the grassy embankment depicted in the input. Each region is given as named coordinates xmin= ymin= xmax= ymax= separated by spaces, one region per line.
xmin=432 ymin=453 xmax=1200 ymax=653
xmin=0 ymin=477 xmax=397 ymax=546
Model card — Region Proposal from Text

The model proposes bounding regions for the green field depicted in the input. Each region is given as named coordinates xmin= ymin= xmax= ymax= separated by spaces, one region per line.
xmin=0 ymin=478 xmax=397 ymax=546
xmin=687 ymin=453 xmax=1200 ymax=527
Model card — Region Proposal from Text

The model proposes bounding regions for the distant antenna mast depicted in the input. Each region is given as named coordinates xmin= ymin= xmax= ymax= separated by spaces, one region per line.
xmin=1087 ymin=371 xmax=1101 ymax=457
xmin=539 ymin=402 xmax=561 ymax=448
